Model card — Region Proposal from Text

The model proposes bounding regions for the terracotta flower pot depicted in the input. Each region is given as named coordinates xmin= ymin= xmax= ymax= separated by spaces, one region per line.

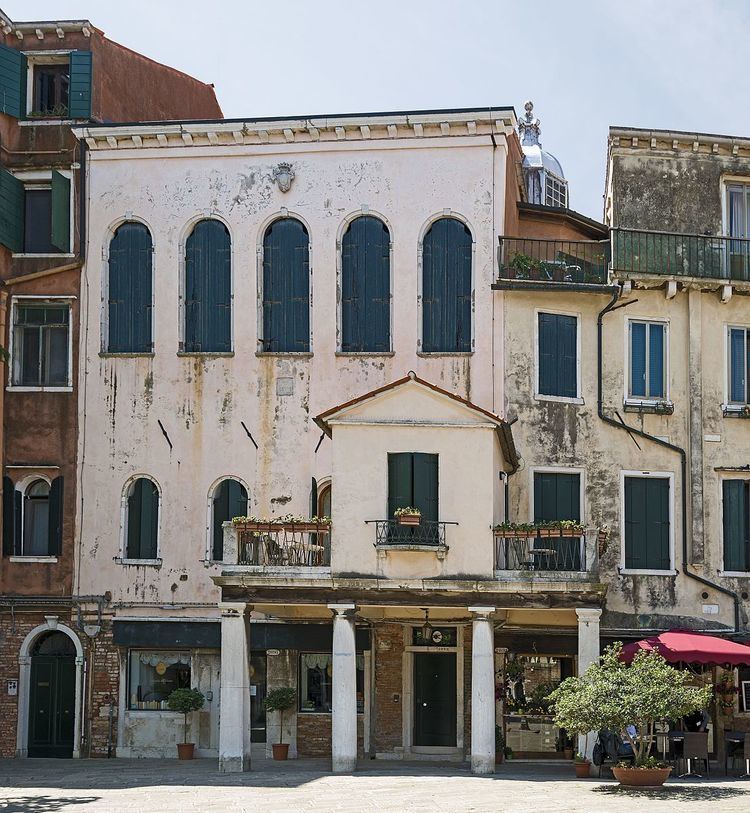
xmin=177 ymin=743 xmax=195 ymax=760
xmin=272 ymin=743 xmax=290 ymax=760
xmin=612 ymin=766 xmax=671 ymax=788
xmin=397 ymin=514 xmax=421 ymax=526
xmin=574 ymin=761 xmax=590 ymax=778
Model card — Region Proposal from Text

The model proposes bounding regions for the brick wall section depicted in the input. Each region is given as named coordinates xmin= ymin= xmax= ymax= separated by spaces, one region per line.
xmin=373 ymin=624 xmax=403 ymax=753
xmin=87 ymin=622 xmax=120 ymax=758
xmin=296 ymin=714 xmax=364 ymax=758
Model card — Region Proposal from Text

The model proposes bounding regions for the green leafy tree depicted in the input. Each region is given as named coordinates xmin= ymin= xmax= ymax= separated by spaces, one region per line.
xmin=547 ymin=643 xmax=711 ymax=767
xmin=166 ymin=688 xmax=205 ymax=744
xmin=264 ymin=687 xmax=296 ymax=745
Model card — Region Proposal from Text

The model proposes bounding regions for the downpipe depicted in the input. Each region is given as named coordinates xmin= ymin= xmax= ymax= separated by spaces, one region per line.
xmin=597 ymin=287 xmax=741 ymax=632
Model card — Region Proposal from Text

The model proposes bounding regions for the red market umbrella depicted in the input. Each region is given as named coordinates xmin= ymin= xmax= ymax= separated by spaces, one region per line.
xmin=620 ymin=629 xmax=750 ymax=667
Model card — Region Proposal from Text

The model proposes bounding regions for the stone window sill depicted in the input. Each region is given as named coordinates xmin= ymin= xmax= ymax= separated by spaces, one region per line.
xmin=8 ymin=555 xmax=58 ymax=563
xmin=335 ymin=351 xmax=395 ymax=357
xmin=619 ymin=568 xmax=678 ymax=577
xmin=256 ymin=352 xmax=313 ymax=358
xmin=99 ymin=352 xmax=155 ymax=358
xmin=177 ymin=351 xmax=234 ymax=357
xmin=7 ymin=385 xmax=73 ymax=393
xmin=114 ymin=557 xmax=162 ymax=567
xmin=534 ymin=394 xmax=584 ymax=406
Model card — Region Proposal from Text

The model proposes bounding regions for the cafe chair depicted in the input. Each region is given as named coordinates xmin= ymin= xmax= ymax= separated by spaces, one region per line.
xmin=742 ymin=734 xmax=750 ymax=779
xmin=679 ymin=732 xmax=710 ymax=778
xmin=724 ymin=733 xmax=747 ymax=776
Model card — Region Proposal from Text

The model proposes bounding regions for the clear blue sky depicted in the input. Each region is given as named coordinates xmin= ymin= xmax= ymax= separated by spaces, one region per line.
xmin=8 ymin=1 xmax=750 ymax=220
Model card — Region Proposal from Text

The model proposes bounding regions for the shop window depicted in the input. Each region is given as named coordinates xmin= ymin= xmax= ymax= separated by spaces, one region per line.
xmin=628 ymin=320 xmax=667 ymax=401
xmin=12 ymin=301 xmax=70 ymax=387
xmin=128 ymin=651 xmax=190 ymax=710
xmin=299 ymin=653 xmax=364 ymax=713
xmin=538 ymin=312 xmax=578 ymax=399
xmin=623 ymin=475 xmax=671 ymax=571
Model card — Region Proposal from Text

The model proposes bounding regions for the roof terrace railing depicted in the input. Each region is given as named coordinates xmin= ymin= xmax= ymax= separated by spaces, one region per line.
xmin=496 ymin=236 xmax=610 ymax=285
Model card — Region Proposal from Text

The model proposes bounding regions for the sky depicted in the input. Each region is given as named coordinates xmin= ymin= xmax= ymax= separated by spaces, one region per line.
xmin=8 ymin=0 xmax=750 ymax=220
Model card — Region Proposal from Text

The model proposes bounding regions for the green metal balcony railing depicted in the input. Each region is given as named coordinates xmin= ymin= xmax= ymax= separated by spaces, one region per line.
xmin=611 ymin=228 xmax=750 ymax=281
xmin=496 ymin=237 xmax=610 ymax=285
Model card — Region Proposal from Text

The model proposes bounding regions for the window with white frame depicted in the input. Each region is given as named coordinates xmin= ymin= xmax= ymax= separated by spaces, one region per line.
xmin=628 ymin=320 xmax=667 ymax=401
xmin=2 ymin=474 xmax=64 ymax=558
xmin=537 ymin=312 xmax=578 ymax=399
xmin=123 ymin=477 xmax=159 ymax=560
xmin=545 ymin=173 xmax=568 ymax=209
xmin=727 ymin=326 xmax=750 ymax=406
xmin=12 ymin=301 xmax=70 ymax=387
xmin=623 ymin=474 xmax=671 ymax=571
xmin=210 ymin=478 xmax=248 ymax=561
xmin=725 ymin=183 xmax=750 ymax=281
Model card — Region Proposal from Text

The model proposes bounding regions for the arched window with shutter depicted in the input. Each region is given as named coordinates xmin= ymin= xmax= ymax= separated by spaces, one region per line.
xmin=124 ymin=477 xmax=159 ymax=561
xmin=261 ymin=218 xmax=310 ymax=352
xmin=341 ymin=216 xmax=391 ymax=352
xmin=421 ymin=217 xmax=472 ymax=353
xmin=184 ymin=219 xmax=232 ymax=352
xmin=107 ymin=221 xmax=153 ymax=353
xmin=2 ymin=475 xmax=63 ymax=557
xmin=210 ymin=478 xmax=248 ymax=561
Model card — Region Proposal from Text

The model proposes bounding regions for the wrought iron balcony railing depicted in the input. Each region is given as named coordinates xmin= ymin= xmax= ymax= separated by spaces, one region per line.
xmin=233 ymin=521 xmax=331 ymax=567
xmin=611 ymin=228 xmax=750 ymax=281
xmin=494 ymin=528 xmax=601 ymax=574
xmin=497 ymin=236 xmax=610 ymax=285
xmin=370 ymin=520 xmax=454 ymax=548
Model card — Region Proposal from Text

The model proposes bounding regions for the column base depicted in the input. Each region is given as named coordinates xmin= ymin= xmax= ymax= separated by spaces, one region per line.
xmin=332 ymin=755 xmax=357 ymax=773
xmin=219 ymin=754 xmax=251 ymax=773
xmin=471 ymin=755 xmax=495 ymax=775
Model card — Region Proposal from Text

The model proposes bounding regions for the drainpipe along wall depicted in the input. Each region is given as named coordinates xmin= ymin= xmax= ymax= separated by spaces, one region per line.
xmin=597 ymin=287 xmax=741 ymax=632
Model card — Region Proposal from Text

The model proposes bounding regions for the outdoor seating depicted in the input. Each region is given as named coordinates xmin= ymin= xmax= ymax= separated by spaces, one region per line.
xmin=679 ymin=732 xmax=710 ymax=778
xmin=725 ymin=732 xmax=750 ymax=777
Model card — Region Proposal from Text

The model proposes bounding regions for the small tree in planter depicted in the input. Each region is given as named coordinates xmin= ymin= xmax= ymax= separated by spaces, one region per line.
xmin=547 ymin=643 xmax=711 ymax=787
xmin=264 ymin=687 xmax=296 ymax=760
xmin=166 ymin=688 xmax=205 ymax=760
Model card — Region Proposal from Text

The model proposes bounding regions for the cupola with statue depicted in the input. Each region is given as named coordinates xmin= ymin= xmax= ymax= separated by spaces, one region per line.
xmin=519 ymin=101 xmax=569 ymax=209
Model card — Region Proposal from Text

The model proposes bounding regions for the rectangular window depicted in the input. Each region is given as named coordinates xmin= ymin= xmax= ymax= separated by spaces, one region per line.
xmin=728 ymin=327 xmax=750 ymax=405
xmin=387 ymin=452 xmax=439 ymax=543
xmin=629 ymin=320 xmax=666 ymax=400
xmin=726 ymin=184 xmax=750 ymax=281
xmin=722 ymin=480 xmax=750 ymax=572
xmin=128 ymin=651 xmax=190 ymax=710
xmin=537 ymin=312 xmax=578 ymax=399
xmin=533 ymin=471 xmax=582 ymax=570
xmin=23 ymin=189 xmax=56 ymax=254
xmin=299 ymin=653 xmax=365 ymax=714
xmin=12 ymin=302 xmax=70 ymax=388
xmin=545 ymin=174 xmax=568 ymax=208
xmin=623 ymin=475 xmax=671 ymax=571
xmin=32 ymin=63 xmax=70 ymax=117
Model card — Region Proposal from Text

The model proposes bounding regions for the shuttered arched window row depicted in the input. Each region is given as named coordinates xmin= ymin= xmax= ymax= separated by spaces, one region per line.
xmin=341 ymin=216 xmax=391 ymax=352
xmin=422 ymin=217 xmax=472 ymax=353
xmin=184 ymin=219 xmax=232 ymax=353
xmin=261 ymin=218 xmax=310 ymax=352
xmin=108 ymin=222 xmax=153 ymax=353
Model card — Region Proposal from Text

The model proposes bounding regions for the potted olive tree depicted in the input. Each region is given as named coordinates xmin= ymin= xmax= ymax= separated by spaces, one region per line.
xmin=265 ymin=687 xmax=296 ymax=760
xmin=548 ymin=644 xmax=711 ymax=788
xmin=166 ymin=687 xmax=205 ymax=760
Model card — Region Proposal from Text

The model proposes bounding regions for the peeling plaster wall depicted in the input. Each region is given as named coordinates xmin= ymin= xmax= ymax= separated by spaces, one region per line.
xmin=502 ymin=286 xmax=749 ymax=631
xmin=75 ymin=136 xmax=508 ymax=609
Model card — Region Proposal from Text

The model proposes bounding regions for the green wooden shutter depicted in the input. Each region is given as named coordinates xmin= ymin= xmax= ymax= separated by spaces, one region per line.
xmin=625 ymin=476 xmax=670 ymax=570
xmin=310 ymin=477 xmax=318 ymax=518
xmin=533 ymin=472 xmax=580 ymax=523
xmin=126 ymin=481 xmax=143 ymax=559
xmin=51 ymin=171 xmax=70 ymax=253
xmin=388 ymin=453 xmax=413 ymax=519
xmin=2 ymin=476 xmax=16 ymax=555
xmin=412 ymin=453 xmax=439 ymax=523
xmin=723 ymin=480 xmax=749 ymax=572
xmin=539 ymin=314 xmax=577 ymax=397
xmin=47 ymin=476 xmax=64 ymax=556
xmin=108 ymin=222 xmax=153 ymax=352
xmin=0 ymin=43 xmax=26 ymax=118
xmin=0 ymin=166 xmax=25 ymax=252
xmin=212 ymin=479 xmax=247 ymax=561
xmin=68 ymin=51 xmax=92 ymax=119
xmin=127 ymin=478 xmax=158 ymax=559
xmin=624 ymin=476 xmax=646 ymax=569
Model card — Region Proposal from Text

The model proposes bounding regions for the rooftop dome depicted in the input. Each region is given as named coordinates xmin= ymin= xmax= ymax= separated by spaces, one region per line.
xmin=518 ymin=101 xmax=568 ymax=207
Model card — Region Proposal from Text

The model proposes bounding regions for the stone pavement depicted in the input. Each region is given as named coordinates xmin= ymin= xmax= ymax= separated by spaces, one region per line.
xmin=0 ymin=758 xmax=749 ymax=813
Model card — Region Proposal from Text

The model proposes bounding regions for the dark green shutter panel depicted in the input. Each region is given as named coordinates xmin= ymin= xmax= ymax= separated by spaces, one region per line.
xmin=47 ymin=476 xmax=64 ymax=556
xmin=625 ymin=477 xmax=670 ymax=570
xmin=624 ymin=477 xmax=646 ymax=569
xmin=539 ymin=313 xmax=577 ymax=397
xmin=388 ymin=454 xmax=413 ymax=519
xmin=533 ymin=472 xmax=580 ymax=523
xmin=68 ymin=51 xmax=92 ymax=119
xmin=723 ymin=480 xmax=749 ymax=572
xmin=184 ymin=220 xmax=231 ymax=352
xmin=341 ymin=216 xmax=390 ymax=352
xmin=412 ymin=453 xmax=439 ymax=523
xmin=0 ymin=166 xmax=24 ymax=253
xmin=212 ymin=479 xmax=247 ymax=561
xmin=126 ymin=480 xmax=143 ymax=559
xmin=127 ymin=478 xmax=158 ymax=559
xmin=2 ymin=476 xmax=16 ymax=555
xmin=422 ymin=218 xmax=472 ymax=352
xmin=13 ymin=488 xmax=21 ymax=556
xmin=0 ymin=43 xmax=26 ymax=118
xmin=262 ymin=218 xmax=309 ymax=352
xmin=310 ymin=477 xmax=318 ymax=518
xmin=108 ymin=222 xmax=153 ymax=352
xmin=51 ymin=171 xmax=70 ymax=253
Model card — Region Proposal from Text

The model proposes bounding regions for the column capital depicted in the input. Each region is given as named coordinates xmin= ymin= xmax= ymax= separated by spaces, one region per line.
xmin=328 ymin=603 xmax=356 ymax=617
xmin=468 ymin=606 xmax=495 ymax=619
xmin=219 ymin=601 xmax=251 ymax=617
xmin=575 ymin=608 xmax=602 ymax=623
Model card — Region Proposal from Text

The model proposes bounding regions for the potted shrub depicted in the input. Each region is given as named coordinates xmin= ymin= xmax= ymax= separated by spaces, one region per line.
xmin=574 ymin=751 xmax=591 ymax=778
xmin=548 ymin=643 xmax=711 ymax=788
xmin=494 ymin=726 xmax=513 ymax=763
xmin=394 ymin=506 xmax=421 ymax=526
xmin=264 ymin=687 xmax=296 ymax=760
xmin=166 ymin=687 xmax=205 ymax=760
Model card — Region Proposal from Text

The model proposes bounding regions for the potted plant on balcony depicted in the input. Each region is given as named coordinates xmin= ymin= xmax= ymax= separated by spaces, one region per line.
xmin=548 ymin=643 xmax=711 ymax=788
xmin=166 ymin=687 xmax=205 ymax=760
xmin=394 ymin=506 xmax=422 ymax=527
xmin=557 ymin=520 xmax=585 ymax=537
xmin=265 ymin=687 xmax=296 ymax=760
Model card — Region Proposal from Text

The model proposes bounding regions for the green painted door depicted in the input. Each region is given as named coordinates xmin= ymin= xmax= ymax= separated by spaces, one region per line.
xmin=28 ymin=654 xmax=75 ymax=757
xmin=413 ymin=653 xmax=456 ymax=747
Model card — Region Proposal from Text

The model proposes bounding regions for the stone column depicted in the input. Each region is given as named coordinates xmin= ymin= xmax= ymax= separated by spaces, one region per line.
xmin=576 ymin=608 xmax=601 ymax=759
xmin=469 ymin=606 xmax=496 ymax=774
xmin=218 ymin=602 xmax=252 ymax=772
xmin=329 ymin=603 xmax=357 ymax=772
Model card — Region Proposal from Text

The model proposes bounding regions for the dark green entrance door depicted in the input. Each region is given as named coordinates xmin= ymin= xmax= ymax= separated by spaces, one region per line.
xmin=413 ymin=653 xmax=456 ymax=747
xmin=28 ymin=640 xmax=76 ymax=758
xmin=249 ymin=653 xmax=267 ymax=743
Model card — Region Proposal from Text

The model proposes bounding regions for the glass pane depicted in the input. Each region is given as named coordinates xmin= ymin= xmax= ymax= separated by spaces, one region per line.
xmin=24 ymin=497 xmax=49 ymax=555
xmin=629 ymin=322 xmax=646 ymax=397
xmin=128 ymin=651 xmax=191 ymax=710
xmin=43 ymin=325 xmax=69 ymax=386
xmin=18 ymin=326 xmax=41 ymax=386
xmin=23 ymin=190 xmax=56 ymax=254
xmin=299 ymin=653 xmax=365 ymax=713
xmin=648 ymin=324 xmax=665 ymax=399
xmin=730 ymin=329 xmax=747 ymax=404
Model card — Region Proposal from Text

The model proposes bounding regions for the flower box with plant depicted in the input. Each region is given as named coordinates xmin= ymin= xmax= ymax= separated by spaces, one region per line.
xmin=264 ymin=686 xmax=297 ymax=760
xmin=166 ymin=687 xmax=205 ymax=760
xmin=493 ymin=520 xmax=585 ymax=538
xmin=714 ymin=672 xmax=739 ymax=714
xmin=547 ymin=643 xmax=711 ymax=787
xmin=394 ymin=507 xmax=422 ymax=526
xmin=232 ymin=514 xmax=331 ymax=533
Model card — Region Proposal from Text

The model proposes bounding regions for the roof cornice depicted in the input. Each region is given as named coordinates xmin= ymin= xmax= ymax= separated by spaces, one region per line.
xmin=608 ymin=125 xmax=750 ymax=159
xmin=73 ymin=108 xmax=517 ymax=151
xmin=0 ymin=13 xmax=95 ymax=39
